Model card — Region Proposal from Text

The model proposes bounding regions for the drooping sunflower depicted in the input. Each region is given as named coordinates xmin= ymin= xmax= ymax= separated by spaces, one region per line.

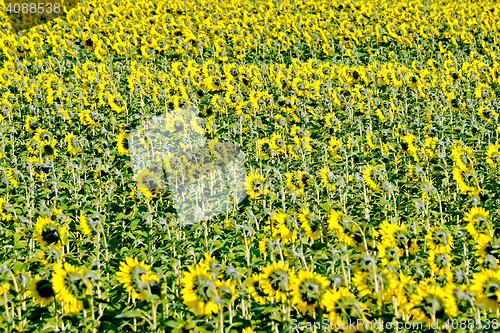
xmin=94 ymin=165 xmax=112 ymax=186
xmin=163 ymin=153 xmax=186 ymax=176
xmin=352 ymin=268 xmax=398 ymax=306
xmin=24 ymin=115 xmax=39 ymax=134
xmin=116 ymin=257 xmax=160 ymax=300
xmin=321 ymin=287 xmax=368 ymax=330
xmin=0 ymin=267 xmax=10 ymax=297
xmin=298 ymin=207 xmax=323 ymax=240
xmin=52 ymin=263 xmax=91 ymax=314
xmin=78 ymin=215 xmax=92 ymax=238
xmin=34 ymin=216 xmax=68 ymax=249
xmin=408 ymin=283 xmax=458 ymax=322
xmin=215 ymin=279 xmax=238 ymax=305
xmin=272 ymin=211 xmax=298 ymax=244
xmin=30 ymin=274 xmax=55 ymax=306
xmin=362 ymin=164 xmax=386 ymax=191
xmin=135 ymin=168 xmax=163 ymax=199
xmin=116 ymin=132 xmax=130 ymax=156
xmin=464 ymin=207 xmax=493 ymax=243
xmin=486 ymin=143 xmax=500 ymax=169
xmin=246 ymin=273 xmax=269 ymax=305
xmin=425 ymin=226 xmax=454 ymax=253
xmin=65 ymin=132 xmax=82 ymax=156
xmin=290 ymin=270 xmax=330 ymax=315
xmin=180 ymin=262 xmax=218 ymax=316
xmin=475 ymin=237 xmax=500 ymax=268
xmin=0 ymin=197 xmax=13 ymax=221
xmin=428 ymin=249 xmax=453 ymax=276
xmin=471 ymin=269 xmax=500 ymax=312
xmin=451 ymin=143 xmax=475 ymax=171
xmin=40 ymin=138 xmax=58 ymax=159
xmin=319 ymin=167 xmax=336 ymax=191
xmin=246 ymin=171 xmax=270 ymax=199
xmin=260 ymin=261 xmax=294 ymax=302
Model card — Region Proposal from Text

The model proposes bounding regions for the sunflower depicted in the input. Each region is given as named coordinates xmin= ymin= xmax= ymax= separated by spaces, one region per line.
xmin=116 ymin=131 xmax=130 ymax=155
xmin=327 ymin=210 xmax=365 ymax=247
xmin=52 ymin=263 xmax=91 ymax=314
xmin=38 ymin=247 xmax=63 ymax=266
xmin=272 ymin=211 xmax=298 ymax=243
xmin=65 ymin=132 xmax=81 ymax=155
xmin=180 ymin=262 xmax=218 ymax=316
xmin=321 ymin=287 xmax=368 ymax=331
xmin=0 ymin=268 xmax=10 ymax=297
xmin=33 ymin=128 xmax=53 ymax=143
xmin=116 ymin=257 xmax=160 ymax=300
xmin=94 ymin=165 xmax=112 ymax=186
xmin=471 ymin=269 xmax=500 ymax=312
xmin=163 ymin=153 xmax=186 ymax=176
xmin=260 ymin=261 xmax=294 ymax=302
xmin=40 ymin=138 xmax=58 ymax=159
xmin=319 ymin=167 xmax=336 ymax=191
xmin=475 ymin=238 xmax=500 ymax=268
xmin=109 ymin=95 xmax=126 ymax=113
xmin=215 ymin=279 xmax=238 ymax=305
xmin=24 ymin=116 xmax=39 ymax=134
xmin=378 ymin=220 xmax=419 ymax=255
xmin=452 ymin=167 xmax=481 ymax=195
xmin=486 ymin=143 xmax=500 ymax=168
xmin=30 ymin=274 xmax=55 ymax=306
xmin=284 ymin=170 xmax=310 ymax=196
xmin=246 ymin=171 xmax=269 ymax=199
xmin=78 ymin=215 xmax=92 ymax=238
xmin=34 ymin=216 xmax=68 ymax=249
xmin=425 ymin=226 xmax=454 ymax=253
xmin=0 ymin=197 xmax=13 ymax=221
xmin=290 ymin=270 xmax=329 ymax=315
xmin=352 ymin=268 xmax=398 ymax=306
xmin=298 ymin=207 xmax=323 ymax=240
xmin=362 ymin=164 xmax=385 ymax=191
xmin=135 ymin=168 xmax=163 ymax=199
xmin=26 ymin=138 xmax=40 ymax=155
xmin=464 ymin=207 xmax=493 ymax=243
xmin=246 ymin=273 xmax=269 ymax=305
xmin=408 ymin=283 xmax=458 ymax=322
xmin=377 ymin=242 xmax=402 ymax=268
xmin=428 ymin=249 xmax=453 ymax=276
xmin=451 ymin=143 xmax=475 ymax=171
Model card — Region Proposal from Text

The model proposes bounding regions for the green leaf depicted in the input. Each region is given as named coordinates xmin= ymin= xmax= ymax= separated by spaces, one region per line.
xmin=320 ymin=202 xmax=330 ymax=212
xmin=115 ymin=309 xmax=145 ymax=319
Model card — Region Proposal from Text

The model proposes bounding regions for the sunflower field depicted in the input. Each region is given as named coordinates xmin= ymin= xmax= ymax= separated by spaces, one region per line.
xmin=1 ymin=0 xmax=500 ymax=331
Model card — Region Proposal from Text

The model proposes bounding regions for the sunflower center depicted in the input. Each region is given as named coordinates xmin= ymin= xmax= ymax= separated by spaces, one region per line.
xmin=42 ymin=228 xmax=60 ymax=244
xmin=36 ymin=279 xmax=55 ymax=298
xmin=29 ymin=120 xmax=38 ymax=130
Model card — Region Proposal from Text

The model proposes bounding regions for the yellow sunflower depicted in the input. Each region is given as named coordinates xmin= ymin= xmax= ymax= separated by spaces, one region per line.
xmin=30 ymin=274 xmax=55 ymax=306
xmin=116 ymin=257 xmax=160 ymax=300
xmin=180 ymin=262 xmax=218 ymax=316
xmin=260 ymin=261 xmax=294 ymax=302
xmin=34 ymin=216 xmax=68 ymax=249
xmin=52 ymin=263 xmax=91 ymax=314
xmin=290 ymin=270 xmax=330 ymax=315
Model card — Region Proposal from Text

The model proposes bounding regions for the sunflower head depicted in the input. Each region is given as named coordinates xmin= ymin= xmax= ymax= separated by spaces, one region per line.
xmin=31 ymin=274 xmax=55 ymax=305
